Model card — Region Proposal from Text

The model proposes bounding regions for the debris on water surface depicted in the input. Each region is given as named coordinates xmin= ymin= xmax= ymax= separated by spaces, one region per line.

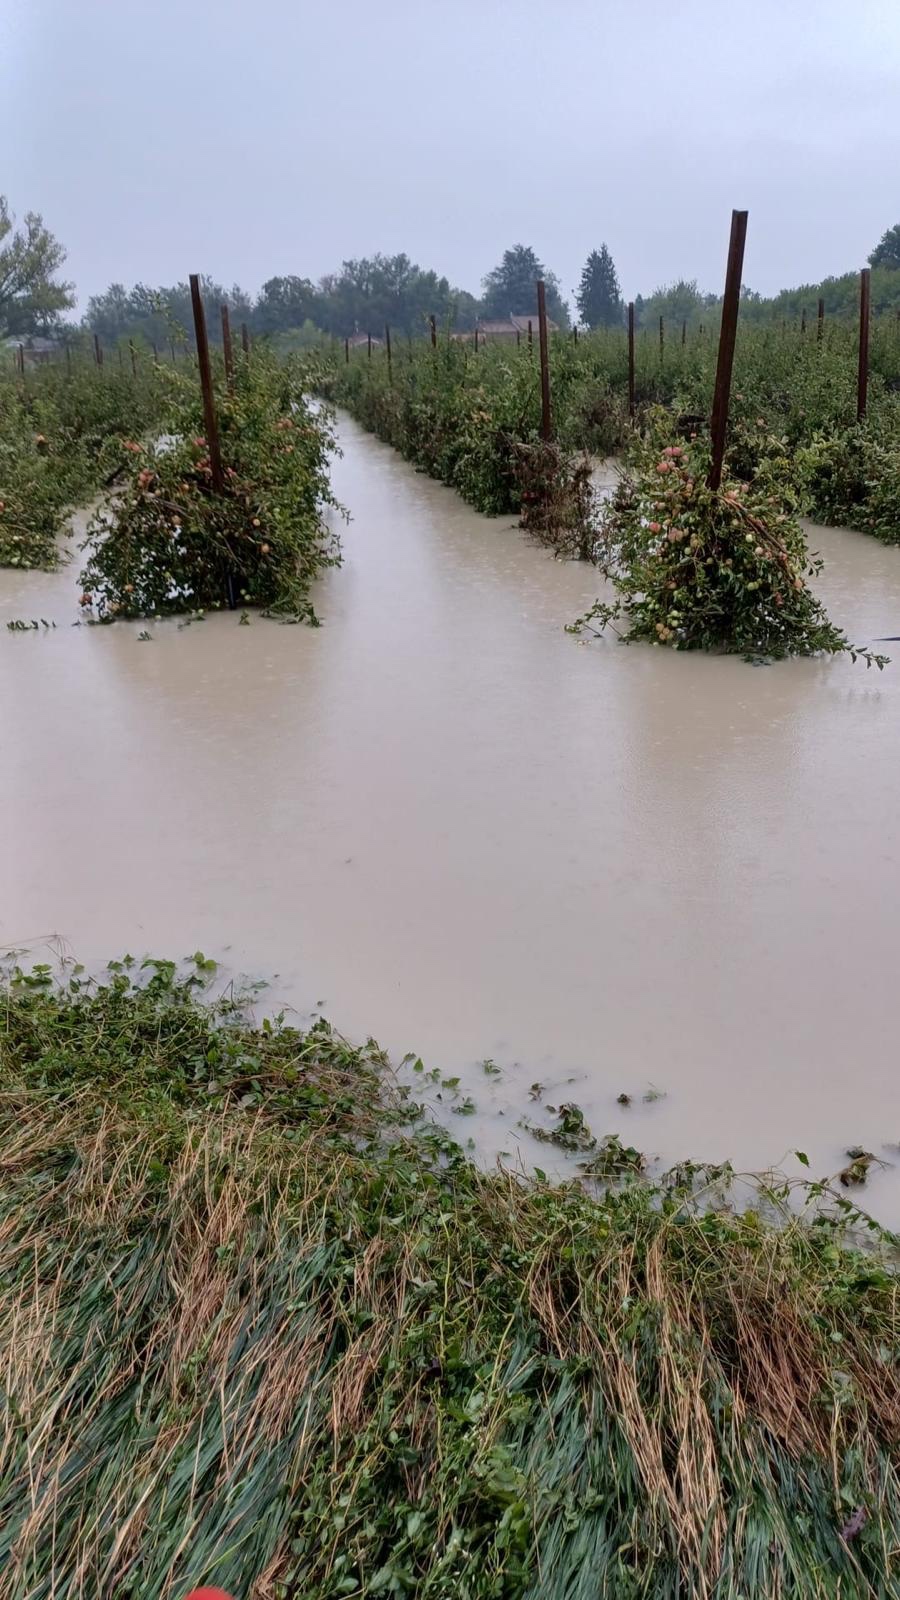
xmin=529 ymin=1101 xmax=596 ymax=1151
xmin=839 ymin=1147 xmax=878 ymax=1187
xmin=452 ymin=1095 xmax=477 ymax=1116
xmin=526 ymin=1103 xmax=646 ymax=1177
xmin=581 ymin=1133 xmax=646 ymax=1179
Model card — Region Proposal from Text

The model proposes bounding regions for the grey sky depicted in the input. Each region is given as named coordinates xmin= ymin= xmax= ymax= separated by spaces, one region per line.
xmin=4 ymin=0 xmax=900 ymax=310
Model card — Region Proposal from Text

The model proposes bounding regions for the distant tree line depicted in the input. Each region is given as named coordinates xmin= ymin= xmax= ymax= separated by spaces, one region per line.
xmin=7 ymin=190 xmax=900 ymax=352
xmin=625 ymin=226 xmax=900 ymax=333
xmin=80 ymin=246 xmax=571 ymax=349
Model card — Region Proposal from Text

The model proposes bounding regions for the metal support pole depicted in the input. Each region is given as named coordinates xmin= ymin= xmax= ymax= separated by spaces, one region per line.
xmin=189 ymin=274 xmax=225 ymax=493
xmin=707 ymin=209 xmax=749 ymax=491
xmin=857 ymin=268 xmax=871 ymax=422
xmin=627 ymin=302 xmax=635 ymax=418
xmin=536 ymin=280 xmax=552 ymax=441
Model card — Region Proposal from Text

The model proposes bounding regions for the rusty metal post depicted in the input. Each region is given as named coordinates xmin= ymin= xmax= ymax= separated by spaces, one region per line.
xmin=800 ymin=308 xmax=807 ymax=335
xmin=516 ymin=329 xmax=521 ymax=347
xmin=707 ymin=209 xmax=749 ymax=492
xmin=189 ymin=274 xmax=225 ymax=494
xmin=627 ymin=302 xmax=635 ymax=418
xmin=94 ymin=334 xmax=103 ymax=368
xmin=857 ymin=267 xmax=871 ymax=422
xmin=682 ymin=320 xmax=687 ymax=346
xmin=659 ymin=315 xmax=664 ymax=359
xmin=474 ymin=324 xmax=479 ymax=352
xmin=221 ymin=305 xmax=234 ymax=388
xmin=65 ymin=341 xmax=72 ymax=376
xmin=129 ymin=339 xmax=137 ymax=376
xmin=573 ymin=325 xmax=578 ymax=345
xmin=241 ymin=322 xmax=250 ymax=356
xmin=344 ymin=336 xmax=350 ymax=364
xmin=17 ymin=343 xmax=24 ymax=377
xmin=430 ymin=315 xmax=437 ymax=348
xmin=385 ymin=323 xmax=392 ymax=385
xmin=817 ymin=297 xmax=825 ymax=342
xmin=367 ymin=331 xmax=372 ymax=359
xmin=527 ymin=319 xmax=533 ymax=350
xmin=190 ymin=273 xmax=237 ymax=609
xmin=536 ymin=280 xmax=552 ymax=441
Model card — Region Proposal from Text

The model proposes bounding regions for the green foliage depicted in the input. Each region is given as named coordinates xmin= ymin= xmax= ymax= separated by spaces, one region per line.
xmin=317 ymin=253 xmax=479 ymax=338
xmin=82 ymin=256 xmax=481 ymax=348
xmin=79 ymin=347 xmax=341 ymax=621
xmin=869 ymin=223 xmax=900 ymax=272
xmin=254 ymin=274 xmax=321 ymax=334
xmin=0 ymin=357 xmax=171 ymax=568
xmin=0 ymin=956 xmax=397 ymax=1137
xmin=738 ymin=264 xmax=900 ymax=324
xmin=65 ymin=226 xmax=900 ymax=356
xmin=324 ymin=331 xmax=632 ymax=506
xmin=1 ymin=959 xmax=899 ymax=1597
xmin=575 ymin=245 xmax=622 ymax=330
xmin=574 ymin=413 xmax=885 ymax=665
xmin=324 ymin=309 xmax=900 ymax=658
xmin=83 ymin=276 xmax=252 ymax=351
xmin=0 ymin=416 xmax=71 ymax=567
xmin=320 ymin=341 xmax=530 ymax=515
xmin=481 ymin=244 xmax=569 ymax=328
xmin=319 ymin=336 xmax=598 ymax=540
xmin=271 ymin=319 xmax=333 ymax=354
xmin=799 ymin=414 xmax=900 ymax=544
xmin=530 ymin=1100 xmax=597 ymax=1151
xmin=0 ymin=196 xmax=74 ymax=336
xmin=634 ymin=278 xmax=714 ymax=331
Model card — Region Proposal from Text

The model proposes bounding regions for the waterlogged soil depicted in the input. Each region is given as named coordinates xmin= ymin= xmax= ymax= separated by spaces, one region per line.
xmin=3 ymin=417 xmax=900 ymax=1218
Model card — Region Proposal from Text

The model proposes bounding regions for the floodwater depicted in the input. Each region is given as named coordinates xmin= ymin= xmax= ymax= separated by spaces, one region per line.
xmin=3 ymin=416 xmax=900 ymax=1218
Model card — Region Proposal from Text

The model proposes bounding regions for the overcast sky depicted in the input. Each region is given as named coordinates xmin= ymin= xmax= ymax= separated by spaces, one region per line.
xmin=4 ymin=0 xmax=900 ymax=309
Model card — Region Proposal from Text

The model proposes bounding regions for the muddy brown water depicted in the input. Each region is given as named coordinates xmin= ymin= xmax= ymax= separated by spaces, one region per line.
xmin=3 ymin=415 xmax=900 ymax=1217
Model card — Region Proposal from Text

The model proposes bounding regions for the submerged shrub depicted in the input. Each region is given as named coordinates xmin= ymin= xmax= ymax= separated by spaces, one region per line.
xmin=0 ymin=360 xmax=171 ymax=569
xmin=0 ymin=434 xmax=65 ymax=567
xmin=800 ymin=418 xmax=900 ymax=543
xmin=513 ymin=438 xmax=595 ymax=558
xmin=572 ymin=412 xmax=886 ymax=665
xmin=79 ymin=349 xmax=341 ymax=622
xmin=321 ymin=342 xmax=603 ymax=541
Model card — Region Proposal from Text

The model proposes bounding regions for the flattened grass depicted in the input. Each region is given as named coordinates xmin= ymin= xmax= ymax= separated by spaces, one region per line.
xmin=0 ymin=960 xmax=898 ymax=1598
